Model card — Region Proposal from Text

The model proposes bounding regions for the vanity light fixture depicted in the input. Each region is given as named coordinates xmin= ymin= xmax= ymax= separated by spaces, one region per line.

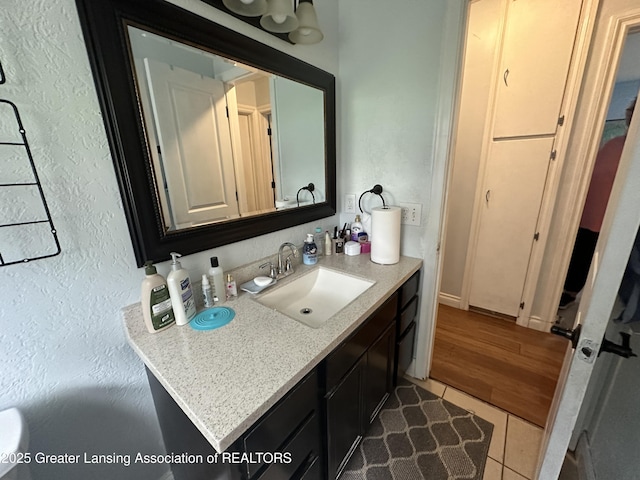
xmin=260 ymin=0 xmax=298 ymax=33
xmin=222 ymin=0 xmax=268 ymax=16
xmin=216 ymin=0 xmax=323 ymax=44
xmin=288 ymin=0 xmax=323 ymax=45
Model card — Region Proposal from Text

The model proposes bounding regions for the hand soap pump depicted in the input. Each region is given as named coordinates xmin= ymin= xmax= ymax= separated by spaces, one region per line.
xmin=303 ymin=233 xmax=318 ymax=265
xmin=167 ymin=252 xmax=197 ymax=326
xmin=141 ymin=261 xmax=175 ymax=333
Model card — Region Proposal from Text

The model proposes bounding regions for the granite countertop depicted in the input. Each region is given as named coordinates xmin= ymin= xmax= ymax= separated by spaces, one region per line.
xmin=123 ymin=254 xmax=422 ymax=453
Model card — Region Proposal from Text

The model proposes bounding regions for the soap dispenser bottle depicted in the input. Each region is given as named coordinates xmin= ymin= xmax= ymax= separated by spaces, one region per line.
xmin=141 ymin=261 xmax=175 ymax=333
xmin=303 ymin=233 xmax=318 ymax=265
xmin=351 ymin=215 xmax=363 ymax=241
xmin=208 ymin=256 xmax=226 ymax=304
xmin=167 ymin=252 xmax=197 ymax=326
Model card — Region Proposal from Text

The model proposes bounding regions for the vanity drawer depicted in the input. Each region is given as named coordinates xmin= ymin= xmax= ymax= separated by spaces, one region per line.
xmin=399 ymin=271 xmax=420 ymax=310
xmin=243 ymin=370 xmax=318 ymax=478
xmin=395 ymin=322 xmax=416 ymax=383
xmin=324 ymin=293 xmax=398 ymax=391
xmin=399 ymin=295 xmax=418 ymax=335
xmin=256 ymin=412 xmax=320 ymax=480
xmin=298 ymin=454 xmax=321 ymax=480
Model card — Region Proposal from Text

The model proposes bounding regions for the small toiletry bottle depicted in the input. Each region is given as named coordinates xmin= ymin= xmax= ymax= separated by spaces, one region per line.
xmin=208 ymin=256 xmax=226 ymax=304
xmin=141 ymin=261 xmax=175 ymax=333
xmin=314 ymin=226 xmax=324 ymax=256
xmin=351 ymin=215 xmax=363 ymax=241
xmin=202 ymin=274 xmax=215 ymax=308
xmin=324 ymin=231 xmax=332 ymax=256
xmin=167 ymin=252 xmax=197 ymax=326
xmin=303 ymin=233 xmax=318 ymax=265
xmin=335 ymin=231 xmax=344 ymax=254
xmin=226 ymin=273 xmax=238 ymax=300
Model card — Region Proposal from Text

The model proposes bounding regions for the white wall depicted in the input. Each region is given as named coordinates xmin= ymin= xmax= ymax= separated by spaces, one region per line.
xmin=440 ymin=0 xmax=502 ymax=299
xmin=337 ymin=0 xmax=464 ymax=377
xmin=0 ymin=1 xmax=338 ymax=479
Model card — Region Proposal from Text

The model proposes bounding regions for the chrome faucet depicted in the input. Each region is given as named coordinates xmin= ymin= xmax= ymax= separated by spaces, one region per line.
xmin=277 ymin=242 xmax=299 ymax=278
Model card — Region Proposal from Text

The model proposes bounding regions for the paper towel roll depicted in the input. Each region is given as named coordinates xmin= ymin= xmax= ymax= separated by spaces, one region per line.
xmin=370 ymin=206 xmax=401 ymax=264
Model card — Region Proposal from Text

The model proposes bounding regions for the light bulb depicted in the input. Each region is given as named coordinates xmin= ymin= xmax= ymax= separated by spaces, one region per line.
xmin=272 ymin=13 xmax=287 ymax=24
xmin=299 ymin=27 xmax=312 ymax=36
xmin=240 ymin=0 xmax=254 ymax=4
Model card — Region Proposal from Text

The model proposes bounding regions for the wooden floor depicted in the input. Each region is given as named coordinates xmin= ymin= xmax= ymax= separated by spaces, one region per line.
xmin=430 ymin=305 xmax=567 ymax=427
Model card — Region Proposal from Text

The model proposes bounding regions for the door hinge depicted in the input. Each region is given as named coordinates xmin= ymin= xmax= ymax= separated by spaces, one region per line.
xmin=534 ymin=232 xmax=540 ymax=241
xmin=225 ymin=106 xmax=229 ymax=118
xmin=267 ymin=127 xmax=272 ymax=136
xmin=271 ymin=181 xmax=276 ymax=189
xmin=558 ymin=115 xmax=565 ymax=126
xmin=520 ymin=302 xmax=525 ymax=309
xmin=550 ymin=150 xmax=557 ymax=160
xmin=156 ymin=145 xmax=162 ymax=155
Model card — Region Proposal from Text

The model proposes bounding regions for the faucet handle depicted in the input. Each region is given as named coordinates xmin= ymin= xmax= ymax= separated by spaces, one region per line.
xmin=260 ymin=262 xmax=278 ymax=279
xmin=285 ymin=255 xmax=295 ymax=273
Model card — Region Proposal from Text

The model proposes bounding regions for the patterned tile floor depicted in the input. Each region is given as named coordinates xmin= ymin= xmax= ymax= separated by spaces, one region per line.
xmin=404 ymin=377 xmax=545 ymax=480
xmin=342 ymin=379 xmax=493 ymax=479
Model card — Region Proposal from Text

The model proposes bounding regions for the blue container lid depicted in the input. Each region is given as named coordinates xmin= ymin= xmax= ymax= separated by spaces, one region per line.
xmin=190 ymin=307 xmax=235 ymax=331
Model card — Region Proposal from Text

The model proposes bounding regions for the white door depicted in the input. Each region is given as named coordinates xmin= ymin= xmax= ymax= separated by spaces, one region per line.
xmin=492 ymin=0 xmax=583 ymax=138
xmin=536 ymin=102 xmax=640 ymax=479
xmin=144 ymin=58 xmax=239 ymax=228
xmin=468 ymin=137 xmax=555 ymax=316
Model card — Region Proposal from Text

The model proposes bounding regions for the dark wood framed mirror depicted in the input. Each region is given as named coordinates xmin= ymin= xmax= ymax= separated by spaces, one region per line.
xmin=75 ymin=0 xmax=336 ymax=267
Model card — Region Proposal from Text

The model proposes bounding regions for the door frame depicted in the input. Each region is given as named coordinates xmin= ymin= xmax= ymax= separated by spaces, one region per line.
xmin=539 ymin=9 xmax=640 ymax=330
xmin=538 ymin=9 xmax=640 ymax=478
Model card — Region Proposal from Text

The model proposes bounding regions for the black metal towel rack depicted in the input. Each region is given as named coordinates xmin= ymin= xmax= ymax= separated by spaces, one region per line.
xmin=0 ymin=59 xmax=61 ymax=266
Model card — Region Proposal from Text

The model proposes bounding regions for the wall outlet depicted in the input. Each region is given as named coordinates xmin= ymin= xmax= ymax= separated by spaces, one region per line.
xmin=399 ymin=202 xmax=422 ymax=226
xmin=345 ymin=194 xmax=356 ymax=213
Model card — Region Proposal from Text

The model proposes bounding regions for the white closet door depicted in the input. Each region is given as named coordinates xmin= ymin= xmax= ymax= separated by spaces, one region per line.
xmin=145 ymin=58 xmax=239 ymax=228
xmin=492 ymin=0 xmax=583 ymax=138
xmin=469 ymin=137 xmax=554 ymax=316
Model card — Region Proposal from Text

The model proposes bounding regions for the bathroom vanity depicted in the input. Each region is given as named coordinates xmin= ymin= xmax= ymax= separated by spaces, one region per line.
xmin=123 ymin=255 xmax=422 ymax=479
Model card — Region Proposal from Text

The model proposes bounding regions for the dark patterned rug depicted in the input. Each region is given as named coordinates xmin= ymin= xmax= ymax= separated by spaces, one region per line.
xmin=341 ymin=379 xmax=493 ymax=480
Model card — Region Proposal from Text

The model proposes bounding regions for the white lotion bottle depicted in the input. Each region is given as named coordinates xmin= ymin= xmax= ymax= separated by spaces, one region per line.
xmin=202 ymin=274 xmax=215 ymax=308
xmin=208 ymin=256 xmax=226 ymax=304
xmin=167 ymin=252 xmax=197 ymax=326
xmin=141 ymin=261 xmax=175 ymax=333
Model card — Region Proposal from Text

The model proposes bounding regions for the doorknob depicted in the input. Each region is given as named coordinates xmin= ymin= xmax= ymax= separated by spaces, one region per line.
xmin=599 ymin=332 xmax=637 ymax=358
xmin=550 ymin=324 xmax=582 ymax=349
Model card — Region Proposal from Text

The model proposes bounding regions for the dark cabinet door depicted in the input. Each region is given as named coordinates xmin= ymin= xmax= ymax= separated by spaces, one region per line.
xmin=364 ymin=322 xmax=395 ymax=425
xmin=325 ymin=357 xmax=364 ymax=480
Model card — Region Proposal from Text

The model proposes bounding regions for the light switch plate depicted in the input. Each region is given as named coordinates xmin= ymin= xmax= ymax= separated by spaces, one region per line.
xmin=345 ymin=194 xmax=356 ymax=213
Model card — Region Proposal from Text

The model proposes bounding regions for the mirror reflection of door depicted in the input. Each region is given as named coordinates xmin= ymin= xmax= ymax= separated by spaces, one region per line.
xmin=226 ymin=76 xmax=277 ymax=216
xmin=126 ymin=25 xmax=327 ymax=232
xmin=144 ymin=58 xmax=240 ymax=229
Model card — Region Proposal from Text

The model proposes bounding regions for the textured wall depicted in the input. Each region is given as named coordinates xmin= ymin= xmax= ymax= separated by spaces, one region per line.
xmin=0 ymin=1 xmax=337 ymax=479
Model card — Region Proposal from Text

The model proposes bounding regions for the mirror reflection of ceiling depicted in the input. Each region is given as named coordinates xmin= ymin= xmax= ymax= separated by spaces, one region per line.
xmin=128 ymin=26 xmax=326 ymax=231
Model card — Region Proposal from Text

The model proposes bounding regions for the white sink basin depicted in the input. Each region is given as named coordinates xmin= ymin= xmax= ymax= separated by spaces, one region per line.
xmin=256 ymin=266 xmax=375 ymax=328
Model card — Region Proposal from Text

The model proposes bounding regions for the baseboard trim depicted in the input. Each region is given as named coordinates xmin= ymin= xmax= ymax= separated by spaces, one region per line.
xmin=438 ymin=292 xmax=461 ymax=309
xmin=528 ymin=316 xmax=553 ymax=333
